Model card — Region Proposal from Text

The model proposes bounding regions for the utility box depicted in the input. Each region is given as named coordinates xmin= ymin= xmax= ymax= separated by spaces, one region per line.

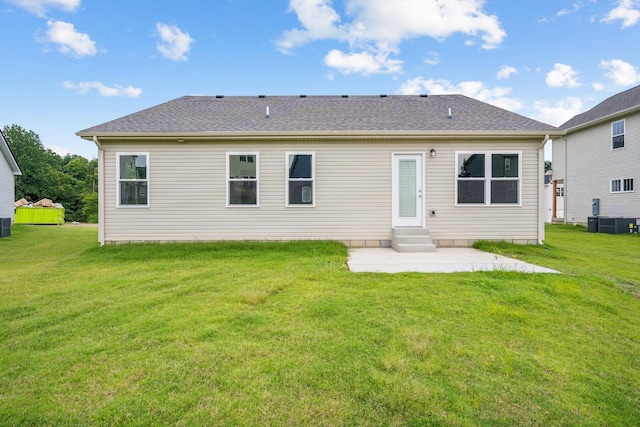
xmin=0 ymin=218 xmax=10 ymax=238
xmin=592 ymin=198 xmax=600 ymax=217
xmin=598 ymin=217 xmax=636 ymax=234
xmin=14 ymin=206 xmax=65 ymax=225
xmin=587 ymin=216 xmax=599 ymax=233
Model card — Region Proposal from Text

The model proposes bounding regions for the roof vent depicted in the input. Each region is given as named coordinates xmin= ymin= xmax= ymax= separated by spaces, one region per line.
xmin=300 ymin=94 xmax=307 ymax=98
xmin=215 ymin=95 xmax=224 ymax=98
xmin=420 ymin=94 xmax=428 ymax=98
xmin=448 ymin=108 xmax=452 ymax=119
xmin=258 ymin=95 xmax=266 ymax=99
xmin=380 ymin=94 xmax=387 ymax=98
xmin=341 ymin=95 xmax=349 ymax=98
xmin=265 ymin=106 xmax=270 ymax=118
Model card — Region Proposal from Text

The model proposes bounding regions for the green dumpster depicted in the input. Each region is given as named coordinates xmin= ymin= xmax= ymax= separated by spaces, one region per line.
xmin=14 ymin=206 xmax=65 ymax=225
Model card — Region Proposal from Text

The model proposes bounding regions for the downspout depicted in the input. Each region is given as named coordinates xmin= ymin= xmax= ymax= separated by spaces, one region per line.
xmin=538 ymin=134 xmax=550 ymax=245
xmin=93 ymin=136 xmax=105 ymax=246
xmin=563 ymin=137 xmax=568 ymax=225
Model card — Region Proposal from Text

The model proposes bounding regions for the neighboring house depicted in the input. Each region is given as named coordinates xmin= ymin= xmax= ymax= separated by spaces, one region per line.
xmin=77 ymin=95 xmax=561 ymax=249
xmin=553 ymin=85 xmax=640 ymax=225
xmin=0 ymin=129 xmax=22 ymax=222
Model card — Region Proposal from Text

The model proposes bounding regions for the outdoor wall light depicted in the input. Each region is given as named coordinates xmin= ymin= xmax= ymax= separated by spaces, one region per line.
xmin=430 ymin=148 xmax=437 ymax=157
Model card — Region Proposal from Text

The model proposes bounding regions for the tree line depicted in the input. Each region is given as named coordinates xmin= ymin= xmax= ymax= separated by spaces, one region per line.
xmin=3 ymin=124 xmax=98 ymax=223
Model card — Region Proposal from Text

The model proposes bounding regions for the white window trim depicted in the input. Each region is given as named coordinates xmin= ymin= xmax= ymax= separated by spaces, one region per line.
xmin=226 ymin=152 xmax=259 ymax=207
xmin=455 ymin=150 xmax=522 ymax=207
xmin=611 ymin=119 xmax=625 ymax=150
xmin=116 ymin=152 xmax=149 ymax=208
xmin=286 ymin=151 xmax=315 ymax=207
xmin=610 ymin=177 xmax=634 ymax=193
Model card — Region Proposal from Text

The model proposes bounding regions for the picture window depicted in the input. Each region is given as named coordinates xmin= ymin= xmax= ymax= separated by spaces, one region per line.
xmin=456 ymin=152 xmax=520 ymax=205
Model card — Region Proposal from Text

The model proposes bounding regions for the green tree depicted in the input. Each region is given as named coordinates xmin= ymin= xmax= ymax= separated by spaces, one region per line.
xmin=82 ymin=192 xmax=98 ymax=223
xmin=3 ymin=124 xmax=53 ymax=200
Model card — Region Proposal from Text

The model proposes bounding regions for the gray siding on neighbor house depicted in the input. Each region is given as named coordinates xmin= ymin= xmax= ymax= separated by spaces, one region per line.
xmin=564 ymin=110 xmax=640 ymax=224
xmin=101 ymin=138 xmax=543 ymax=246
xmin=0 ymin=151 xmax=16 ymax=220
xmin=551 ymin=139 xmax=565 ymax=181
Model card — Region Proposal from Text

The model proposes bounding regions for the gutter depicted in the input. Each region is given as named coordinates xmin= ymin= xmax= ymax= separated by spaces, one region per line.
xmin=77 ymin=129 xmax=566 ymax=141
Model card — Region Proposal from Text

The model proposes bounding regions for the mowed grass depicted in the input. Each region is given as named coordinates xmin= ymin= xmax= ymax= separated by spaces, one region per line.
xmin=1 ymin=225 xmax=639 ymax=426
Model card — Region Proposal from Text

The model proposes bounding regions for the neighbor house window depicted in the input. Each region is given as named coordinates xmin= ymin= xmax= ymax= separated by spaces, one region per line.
xmin=227 ymin=153 xmax=258 ymax=206
xmin=287 ymin=153 xmax=314 ymax=206
xmin=612 ymin=120 xmax=625 ymax=149
xmin=611 ymin=178 xmax=634 ymax=193
xmin=456 ymin=152 xmax=520 ymax=205
xmin=118 ymin=153 xmax=149 ymax=207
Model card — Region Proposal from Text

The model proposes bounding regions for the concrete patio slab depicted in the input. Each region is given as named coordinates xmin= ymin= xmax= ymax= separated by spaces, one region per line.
xmin=348 ymin=248 xmax=559 ymax=274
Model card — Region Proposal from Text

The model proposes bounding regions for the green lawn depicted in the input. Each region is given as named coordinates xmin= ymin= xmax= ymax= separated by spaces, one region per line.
xmin=1 ymin=225 xmax=639 ymax=426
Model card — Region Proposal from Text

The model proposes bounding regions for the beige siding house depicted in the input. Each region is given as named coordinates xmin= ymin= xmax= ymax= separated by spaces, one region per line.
xmin=0 ymin=129 xmax=22 ymax=222
xmin=554 ymin=85 xmax=640 ymax=225
xmin=77 ymin=95 xmax=561 ymax=249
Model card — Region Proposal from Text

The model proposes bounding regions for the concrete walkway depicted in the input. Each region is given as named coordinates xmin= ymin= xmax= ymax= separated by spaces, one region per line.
xmin=348 ymin=248 xmax=559 ymax=273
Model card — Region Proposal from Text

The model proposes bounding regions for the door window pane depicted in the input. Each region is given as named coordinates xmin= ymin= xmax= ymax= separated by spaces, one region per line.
xmin=398 ymin=159 xmax=416 ymax=217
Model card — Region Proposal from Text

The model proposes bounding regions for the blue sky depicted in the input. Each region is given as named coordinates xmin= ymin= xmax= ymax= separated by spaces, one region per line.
xmin=1 ymin=0 xmax=639 ymax=160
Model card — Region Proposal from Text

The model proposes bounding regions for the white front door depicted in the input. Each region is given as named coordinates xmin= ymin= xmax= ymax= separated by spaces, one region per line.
xmin=555 ymin=183 xmax=564 ymax=219
xmin=392 ymin=154 xmax=423 ymax=227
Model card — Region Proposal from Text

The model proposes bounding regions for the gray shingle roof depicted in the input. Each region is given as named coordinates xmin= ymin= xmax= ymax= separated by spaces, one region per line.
xmin=561 ymin=84 xmax=640 ymax=130
xmin=78 ymin=95 xmax=559 ymax=136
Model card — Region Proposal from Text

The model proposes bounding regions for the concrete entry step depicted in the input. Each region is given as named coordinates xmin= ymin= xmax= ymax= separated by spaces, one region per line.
xmin=392 ymin=227 xmax=437 ymax=252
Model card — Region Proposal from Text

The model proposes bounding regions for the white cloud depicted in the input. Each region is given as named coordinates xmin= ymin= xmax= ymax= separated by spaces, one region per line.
xmin=532 ymin=97 xmax=584 ymax=127
xmin=5 ymin=0 xmax=80 ymax=17
xmin=63 ymin=81 xmax=142 ymax=97
xmin=43 ymin=20 xmax=95 ymax=57
xmin=424 ymin=52 xmax=439 ymax=66
xmin=557 ymin=1 xmax=582 ymax=17
xmin=592 ymin=82 xmax=605 ymax=91
xmin=398 ymin=77 xmax=523 ymax=111
xmin=156 ymin=23 xmax=194 ymax=61
xmin=545 ymin=63 xmax=581 ymax=88
xmin=324 ymin=48 xmax=402 ymax=74
xmin=277 ymin=0 xmax=506 ymax=75
xmin=602 ymin=0 xmax=640 ymax=28
xmin=277 ymin=0 xmax=346 ymax=53
xmin=600 ymin=59 xmax=640 ymax=86
xmin=497 ymin=65 xmax=517 ymax=80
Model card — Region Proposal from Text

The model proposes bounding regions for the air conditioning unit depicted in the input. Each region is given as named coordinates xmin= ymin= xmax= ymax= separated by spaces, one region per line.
xmin=0 ymin=218 xmax=11 ymax=238
xmin=597 ymin=217 xmax=637 ymax=234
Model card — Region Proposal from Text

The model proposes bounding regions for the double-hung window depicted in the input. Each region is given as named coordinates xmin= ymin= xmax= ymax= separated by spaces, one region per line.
xmin=611 ymin=178 xmax=634 ymax=193
xmin=287 ymin=153 xmax=314 ymax=206
xmin=456 ymin=152 xmax=520 ymax=205
xmin=612 ymin=120 xmax=625 ymax=149
xmin=227 ymin=153 xmax=258 ymax=206
xmin=118 ymin=153 xmax=149 ymax=207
